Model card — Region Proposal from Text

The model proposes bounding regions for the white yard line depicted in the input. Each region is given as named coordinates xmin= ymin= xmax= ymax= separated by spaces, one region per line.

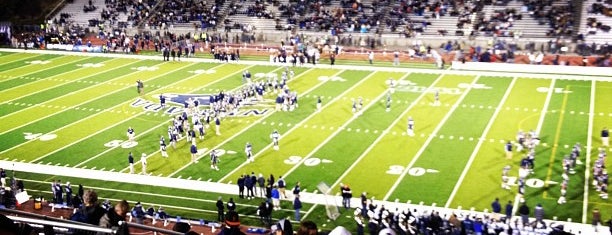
xmin=31 ymin=63 xmax=248 ymax=164
xmin=0 ymin=53 xmax=43 ymax=66
xmin=0 ymin=58 xmax=120 ymax=94
xmin=444 ymin=77 xmax=517 ymax=208
xmin=215 ymin=69 xmax=348 ymax=181
xmin=328 ymin=72 xmax=443 ymax=190
xmin=0 ymin=60 xmax=162 ymax=136
xmin=0 ymin=58 xmax=125 ymax=105
xmin=165 ymin=67 xmax=326 ymax=177
xmin=582 ymin=80 xmax=595 ymax=223
xmin=511 ymin=78 xmax=556 ymax=215
xmin=281 ymin=71 xmax=389 ymax=179
xmin=0 ymin=56 xmax=91 ymax=80
xmin=2 ymin=62 xmax=205 ymax=157
xmin=383 ymin=75 xmax=479 ymax=201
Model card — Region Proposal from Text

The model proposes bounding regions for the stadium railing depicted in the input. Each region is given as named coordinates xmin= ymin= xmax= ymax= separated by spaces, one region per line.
xmin=0 ymin=207 xmax=184 ymax=235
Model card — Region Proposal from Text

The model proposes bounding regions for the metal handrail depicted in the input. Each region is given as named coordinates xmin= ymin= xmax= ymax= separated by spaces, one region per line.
xmin=7 ymin=215 xmax=117 ymax=234
xmin=118 ymin=220 xmax=185 ymax=235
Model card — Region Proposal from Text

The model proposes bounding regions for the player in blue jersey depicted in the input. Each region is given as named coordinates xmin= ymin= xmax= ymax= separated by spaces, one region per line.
xmin=316 ymin=96 xmax=322 ymax=111
xmin=160 ymin=135 xmax=168 ymax=157
xmin=386 ymin=92 xmax=392 ymax=112
xmin=127 ymin=127 xmax=135 ymax=142
xmin=194 ymin=121 xmax=205 ymax=140
xmin=159 ymin=94 xmax=166 ymax=108
xmin=505 ymin=141 xmax=513 ymax=159
xmin=275 ymin=94 xmax=284 ymax=111
xmin=407 ymin=116 xmax=415 ymax=136
xmin=210 ymin=149 xmax=219 ymax=170
xmin=190 ymin=143 xmax=198 ymax=163
xmin=187 ymin=128 xmax=196 ymax=143
xmin=270 ymin=130 xmax=281 ymax=150
xmin=245 ymin=142 xmax=253 ymax=163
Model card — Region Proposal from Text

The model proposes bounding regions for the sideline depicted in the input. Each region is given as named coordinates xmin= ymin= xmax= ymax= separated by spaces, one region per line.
xmin=1 ymin=49 xmax=610 ymax=81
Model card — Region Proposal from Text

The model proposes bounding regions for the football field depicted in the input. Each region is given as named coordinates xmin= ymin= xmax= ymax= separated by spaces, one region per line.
xmin=0 ymin=50 xmax=610 ymax=228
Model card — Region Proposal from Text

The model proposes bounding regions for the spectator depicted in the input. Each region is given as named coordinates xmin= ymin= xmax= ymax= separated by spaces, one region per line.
xmin=217 ymin=196 xmax=225 ymax=222
xmin=505 ymin=200 xmax=513 ymax=221
xmin=131 ymin=201 xmax=146 ymax=224
xmin=519 ymin=203 xmax=530 ymax=225
xmin=293 ymin=181 xmax=301 ymax=197
xmin=99 ymin=200 xmax=130 ymax=234
xmin=227 ymin=197 xmax=236 ymax=212
xmin=534 ymin=203 xmax=544 ymax=225
xmin=71 ymin=189 xmax=106 ymax=226
xmin=257 ymin=174 xmax=266 ymax=197
xmin=294 ymin=195 xmax=302 ymax=221
xmin=237 ymin=175 xmax=245 ymax=199
xmin=297 ymin=220 xmax=317 ymax=235
xmin=491 ymin=198 xmax=501 ymax=219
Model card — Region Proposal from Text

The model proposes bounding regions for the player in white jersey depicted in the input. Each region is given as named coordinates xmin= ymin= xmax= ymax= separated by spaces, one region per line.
xmin=407 ymin=116 xmax=415 ymax=136
xmin=141 ymin=153 xmax=148 ymax=175
xmin=502 ymin=165 xmax=511 ymax=189
xmin=160 ymin=136 xmax=168 ymax=157
xmin=245 ymin=142 xmax=253 ymax=162
xmin=270 ymin=130 xmax=281 ymax=150
xmin=127 ymin=127 xmax=135 ymax=142
xmin=387 ymin=78 xmax=396 ymax=93
xmin=433 ymin=89 xmax=440 ymax=106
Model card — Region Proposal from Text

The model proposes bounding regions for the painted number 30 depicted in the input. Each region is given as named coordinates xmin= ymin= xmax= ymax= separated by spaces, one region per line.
xmin=104 ymin=140 xmax=138 ymax=149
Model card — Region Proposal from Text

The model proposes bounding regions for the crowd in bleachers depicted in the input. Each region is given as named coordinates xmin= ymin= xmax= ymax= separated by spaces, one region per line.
xmin=144 ymin=0 xmax=226 ymax=30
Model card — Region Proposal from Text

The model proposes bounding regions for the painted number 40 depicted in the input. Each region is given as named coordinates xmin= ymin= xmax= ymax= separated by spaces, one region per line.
xmin=104 ymin=140 xmax=138 ymax=149
xmin=24 ymin=132 xmax=57 ymax=141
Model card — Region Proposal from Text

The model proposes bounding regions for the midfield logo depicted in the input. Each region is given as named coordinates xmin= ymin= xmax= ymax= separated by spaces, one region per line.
xmin=130 ymin=94 xmax=272 ymax=117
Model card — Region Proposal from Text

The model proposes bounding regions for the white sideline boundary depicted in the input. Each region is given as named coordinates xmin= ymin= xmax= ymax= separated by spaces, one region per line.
xmin=1 ymin=48 xmax=611 ymax=82
xmin=2 ymin=160 xmax=606 ymax=234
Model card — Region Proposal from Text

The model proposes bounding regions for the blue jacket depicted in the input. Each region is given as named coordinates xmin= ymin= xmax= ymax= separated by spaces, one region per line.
xmin=293 ymin=198 xmax=302 ymax=210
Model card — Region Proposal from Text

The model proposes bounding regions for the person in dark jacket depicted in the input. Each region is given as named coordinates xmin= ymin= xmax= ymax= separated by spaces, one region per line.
xmin=227 ymin=198 xmax=236 ymax=212
xmin=237 ymin=175 xmax=245 ymax=199
xmin=245 ymin=175 xmax=255 ymax=200
xmin=98 ymin=200 xmax=129 ymax=235
xmin=293 ymin=195 xmax=302 ymax=221
xmin=519 ymin=203 xmax=530 ymax=225
xmin=76 ymin=190 xmax=106 ymax=226
xmin=216 ymin=197 xmax=225 ymax=222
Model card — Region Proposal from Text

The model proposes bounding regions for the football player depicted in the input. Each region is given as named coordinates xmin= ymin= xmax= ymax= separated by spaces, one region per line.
xmin=502 ymin=165 xmax=511 ymax=190
xmin=270 ymin=130 xmax=281 ymax=150
xmin=245 ymin=142 xmax=253 ymax=163
xmin=407 ymin=116 xmax=415 ymax=136
xmin=127 ymin=127 xmax=135 ymax=142
xmin=160 ymin=135 xmax=168 ymax=157
xmin=190 ymin=143 xmax=198 ymax=163
xmin=210 ymin=149 xmax=219 ymax=171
